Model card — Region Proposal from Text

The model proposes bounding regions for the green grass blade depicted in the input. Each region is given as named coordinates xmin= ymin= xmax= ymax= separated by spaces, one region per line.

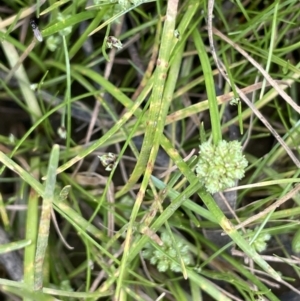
xmin=34 ymin=145 xmax=60 ymax=290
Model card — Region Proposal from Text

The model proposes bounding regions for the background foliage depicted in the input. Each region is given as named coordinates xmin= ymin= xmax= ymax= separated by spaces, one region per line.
xmin=0 ymin=0 xmax=300 ymax=300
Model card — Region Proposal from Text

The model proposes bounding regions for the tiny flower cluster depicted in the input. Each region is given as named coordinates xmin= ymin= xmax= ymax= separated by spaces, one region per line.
xmin=142 ymin=232 xmax=193 ymax=273
xmin=46 ymin=13 xmax=73 ymax=52
xmin=195 ymin=140 xmax=248 ymax=194
xmin=246 ymin=228 xmax=271 ymax=253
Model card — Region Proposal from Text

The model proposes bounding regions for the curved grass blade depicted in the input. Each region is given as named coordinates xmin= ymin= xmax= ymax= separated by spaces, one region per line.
xmin=41 ymin=11 xmax=97 ymax=38
xmin=40 ymin=0 xmax=71 ymax=15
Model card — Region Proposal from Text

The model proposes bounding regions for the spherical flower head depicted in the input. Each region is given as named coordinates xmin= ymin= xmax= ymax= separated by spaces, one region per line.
xmin=195 ymin=140 xmax=248 ymax=194
xmin=141 ymin=232 xmax=193 ymax=273
xmin=57 ymin=13 xmax=72 ymax=36
xmin=246 ymin=228 xmax=271 ymax=253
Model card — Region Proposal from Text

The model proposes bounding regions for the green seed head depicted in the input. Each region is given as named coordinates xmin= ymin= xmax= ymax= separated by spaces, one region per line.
xmin=195 ymin=140 xmax=248 ymax=194
xmin=142 ymin=232 xmax=193 ymax=273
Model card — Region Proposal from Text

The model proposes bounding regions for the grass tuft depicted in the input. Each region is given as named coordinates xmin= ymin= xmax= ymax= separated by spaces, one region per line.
xmin=0 ymin=0 xmax=300 ymax=300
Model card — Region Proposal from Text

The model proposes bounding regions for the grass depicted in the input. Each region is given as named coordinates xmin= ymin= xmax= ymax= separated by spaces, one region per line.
xmin=0 ymin=0 xmax=300 ymax=300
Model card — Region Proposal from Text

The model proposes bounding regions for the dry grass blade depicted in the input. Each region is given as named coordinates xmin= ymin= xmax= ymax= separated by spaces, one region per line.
xmin=233 ymin=184 xmax=300 ymax=230
xmin=210 ymin=26 xmax=300 ymax=114
xmin=206 ymin=0 xmax=300 ymax=168
xmin=4 ymin=39 xmax=37 ymax=83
